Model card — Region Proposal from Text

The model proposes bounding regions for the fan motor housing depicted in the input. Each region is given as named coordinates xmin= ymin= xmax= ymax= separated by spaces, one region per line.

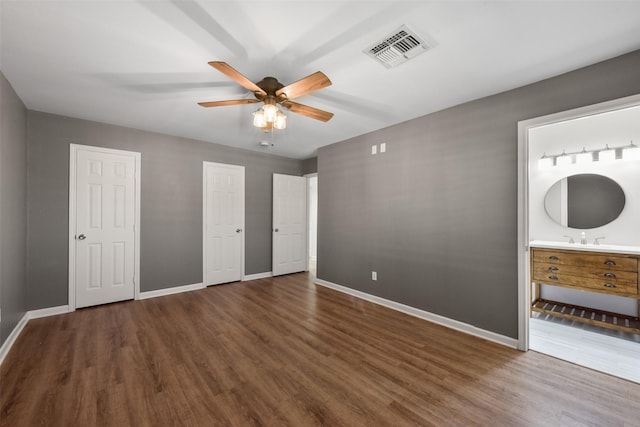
xmin=255 ymin=77 xmax=284 ymax=98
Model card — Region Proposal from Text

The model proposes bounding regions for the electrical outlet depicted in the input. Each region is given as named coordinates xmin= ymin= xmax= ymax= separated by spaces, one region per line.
xmin=380 ymin=142 xmax=386 ymax=153
xmin=372 ymin=271 xmax=377 ymax=280
xmin=371 ymin=145 xmax=377 ymax=155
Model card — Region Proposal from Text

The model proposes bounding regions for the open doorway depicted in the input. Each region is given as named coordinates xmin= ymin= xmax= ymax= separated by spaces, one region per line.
xmin=518 ymin=94 xmax=640 ymax=383
xmin=307 ymin=174 xmax=318 ymax=276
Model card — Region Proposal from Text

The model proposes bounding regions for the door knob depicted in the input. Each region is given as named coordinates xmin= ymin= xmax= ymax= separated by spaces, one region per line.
xmin=236 ymin=228 xmax=242 ymax=233
xmin=77 ymin=234 xmax=86 ymax=240
xmin=274 ymin=228 xmax=279 ymax=232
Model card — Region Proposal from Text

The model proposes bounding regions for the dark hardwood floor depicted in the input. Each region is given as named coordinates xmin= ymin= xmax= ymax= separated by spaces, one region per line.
xmin=2 ymin=273 xmax=640 ymax=426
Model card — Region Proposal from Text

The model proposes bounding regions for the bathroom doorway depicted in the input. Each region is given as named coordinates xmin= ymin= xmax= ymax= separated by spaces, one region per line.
xmin=518 ymin=94 xmax=640 ymax=383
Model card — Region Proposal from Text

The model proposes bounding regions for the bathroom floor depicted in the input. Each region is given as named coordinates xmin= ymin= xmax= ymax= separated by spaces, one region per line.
xmin=530 ymin=314 xmax=640 ymax=383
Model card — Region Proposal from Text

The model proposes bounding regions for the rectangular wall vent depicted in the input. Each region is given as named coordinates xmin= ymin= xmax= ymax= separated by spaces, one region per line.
xmin=364 ymin=25 xmax=432 ymax=69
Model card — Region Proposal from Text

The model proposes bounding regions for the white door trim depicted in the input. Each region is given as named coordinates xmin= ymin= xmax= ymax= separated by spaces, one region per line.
xmin=304 ymin=172 xmax=317 ymax=273
xmin=202 ymin=161 xmax=245 ymax=285
xmin=516 ymin=93 xmax=640 ymax=351
xmin=68 ymin=144 xmax=141 ymax=312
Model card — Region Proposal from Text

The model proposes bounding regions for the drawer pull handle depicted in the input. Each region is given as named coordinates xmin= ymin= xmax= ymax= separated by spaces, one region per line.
xmin=548 ymin=275 xmax=558 ymax=280
xmin=604 ymin=273 xmax=616 ymax=279
xmin=548 ymin=266 xmax=558 ymax=271
xmin=604 ymin=283 xmax=616 ymax=288
xmin=549 ymin=256 xmax=559 ymax=260
xmin=604 ymin=260 xmax=616 ymax=266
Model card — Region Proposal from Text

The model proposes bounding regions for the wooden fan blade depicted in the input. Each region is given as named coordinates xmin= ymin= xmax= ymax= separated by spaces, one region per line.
xmin=198 ymin=99 xmax=260 ymax=107
xmin=276 ymin=71 xmax=331 ymax=99
xmin=281 ymin=101 xmax=334 ymax=122
xmin=208 ymin=61 xmax=266 ymax=95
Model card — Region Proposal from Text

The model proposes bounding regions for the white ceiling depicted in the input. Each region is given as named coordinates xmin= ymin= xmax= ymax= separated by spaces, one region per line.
xmin=2 ymin=1 xmax=640 ymax=159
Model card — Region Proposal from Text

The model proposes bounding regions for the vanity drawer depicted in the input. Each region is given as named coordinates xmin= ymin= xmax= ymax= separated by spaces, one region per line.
xmin=532 ymin=270 xmax=638 ymax=296
xmin=532 ymin=263 xmax=638 ymax=285
xmin=532 ymin=249 xmax=638 ymax=272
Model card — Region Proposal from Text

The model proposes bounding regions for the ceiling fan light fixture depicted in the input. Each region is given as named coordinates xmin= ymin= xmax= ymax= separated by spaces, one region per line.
xmin=274 ymin=111 xmax=287 ymax=130
xmin=263 ymin=103 xmax=278 ymax=122
xmin=200 ymin=62 xmax=334 ymax=132
xmin=253 ymin=109 xmax=266 ymax=128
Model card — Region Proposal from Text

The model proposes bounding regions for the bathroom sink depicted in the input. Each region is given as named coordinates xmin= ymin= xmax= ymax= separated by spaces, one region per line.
xmin=529 ymin=240 xmax=640 ymax=255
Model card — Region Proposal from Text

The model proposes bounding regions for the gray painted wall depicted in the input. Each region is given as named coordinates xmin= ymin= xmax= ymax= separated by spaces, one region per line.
xmin=301 ymin=157 xmax=318 ymax=175
xmin=317 ymin=50 xmax=640 ymax=339
xmin=0 ymin=72 xmax=28 ymax=345
xmin=27 ymin=112 xmax=302 ymax=310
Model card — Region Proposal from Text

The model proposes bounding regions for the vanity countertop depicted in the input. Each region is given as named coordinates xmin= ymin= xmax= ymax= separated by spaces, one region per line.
xmin=529 ymin=240 xmax=640 ymax=255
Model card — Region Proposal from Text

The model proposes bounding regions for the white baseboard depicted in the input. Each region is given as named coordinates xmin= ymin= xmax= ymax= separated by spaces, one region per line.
xmin=29 ymin=305 xmax=69 ymax=319
xmin=242 ymin=272 xmax=273 ymax=281
xmin=315 ymin=278 xmax=518 ymax=349
xmin=139 ymin=282 xmax=205 ymax=300
xmin=0 ymin=312 xmax=29 ymax=366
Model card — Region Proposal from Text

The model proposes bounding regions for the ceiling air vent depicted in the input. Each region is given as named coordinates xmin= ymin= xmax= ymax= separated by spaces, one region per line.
xmin=364 ymin=25 xmax=431 ymax=69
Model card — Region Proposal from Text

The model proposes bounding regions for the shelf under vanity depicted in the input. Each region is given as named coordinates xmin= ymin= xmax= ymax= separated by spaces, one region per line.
xmin=530 ymin=241 xmax=640 ymax=334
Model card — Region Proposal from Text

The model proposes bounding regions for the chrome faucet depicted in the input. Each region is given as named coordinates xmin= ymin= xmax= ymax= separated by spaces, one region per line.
xmin=580 ymin=232 xmax=587 ymax=245
xmin=563 ymin=235 xmax=575 ymax=244
xmin=593 ymin=236 xmax=605 ymax=245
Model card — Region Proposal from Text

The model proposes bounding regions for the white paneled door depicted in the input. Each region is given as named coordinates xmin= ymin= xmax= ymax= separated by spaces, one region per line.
xmin=273 ymin=174 xmax=308 ymax=276
xmin=70 ymin=145 xmax=140 ymax=309
xmin=203 ymin=162 xmax=244 ymax=286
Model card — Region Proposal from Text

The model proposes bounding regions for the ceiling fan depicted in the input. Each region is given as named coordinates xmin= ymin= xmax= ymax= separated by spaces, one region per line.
xmin=198 ymin=62 xmax=334 ymax=130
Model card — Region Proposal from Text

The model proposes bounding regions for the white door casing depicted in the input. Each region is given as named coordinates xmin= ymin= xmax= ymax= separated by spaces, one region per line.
xmin=203 ymin=162 xmax=245 ymax=286
xmin=273 ymin=174 xmax=308 ymax=276
xmin=69 ymin=144 xmax=140 ymax=310
xmin=305 ymin=173 xmax=318 ymax=272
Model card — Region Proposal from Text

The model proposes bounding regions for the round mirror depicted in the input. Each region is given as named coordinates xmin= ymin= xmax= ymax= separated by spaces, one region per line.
xmin=544 ymin=174 xmax=625 ymax=229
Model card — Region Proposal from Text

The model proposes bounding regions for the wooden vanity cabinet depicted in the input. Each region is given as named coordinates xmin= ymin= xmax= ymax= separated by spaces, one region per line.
xmin=530 ymin=247 xmax=640 ymax=334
